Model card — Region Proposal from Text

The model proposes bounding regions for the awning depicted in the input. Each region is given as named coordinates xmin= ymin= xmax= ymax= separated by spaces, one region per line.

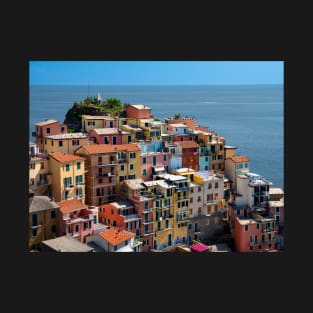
xmin=190 ymin=242 xmax=210 ymax=252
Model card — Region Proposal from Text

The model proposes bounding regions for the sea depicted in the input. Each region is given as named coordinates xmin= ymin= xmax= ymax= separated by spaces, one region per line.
xmin=29 ymin=85 xmax=284 ymax=189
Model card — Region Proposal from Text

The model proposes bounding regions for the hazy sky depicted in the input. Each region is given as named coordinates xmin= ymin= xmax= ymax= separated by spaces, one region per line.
xmin=29 ymin=61 xmax=284 ymax=85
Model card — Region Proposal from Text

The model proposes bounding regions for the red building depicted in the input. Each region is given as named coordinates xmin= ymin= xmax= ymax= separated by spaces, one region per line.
xmin=126 ymin=104 xmax=152 ymax=119
xmin=33 ymin=120 xmax=67 ymax=153
xmin=141 ymin=152 xmax=170 ymax=181
xmin=177 ymin=140 xmax=199 ymax=171
xmin=172 ymin=134 xmax=197 ymax=142
xmin=89 ymin=128 xmax=123 ymax=145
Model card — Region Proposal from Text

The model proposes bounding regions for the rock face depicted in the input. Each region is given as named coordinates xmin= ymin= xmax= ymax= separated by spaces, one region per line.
xmin=63 ymin=102 xmax=108 ymax=132
xmin=63 ymin=99 xmax=127 ymax=132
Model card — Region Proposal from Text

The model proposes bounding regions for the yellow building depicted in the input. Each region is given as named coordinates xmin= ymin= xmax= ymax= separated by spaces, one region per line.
xmin=156 ymin=173 xmax=190 ymax=246
xmin=121 ymin=124 xmax=145 ymax=141
xmin=29 ymin=154 xmax=52 ymax=196
xmin=81 ymin=115 xmax=118 ymax=132
xmin=75 ymin=144 xmax=141 ymax=205
xmin=138 ymin=119 xmax=163 ymax=141
xmin=43 ymin=133 xmax=92 ymax=154
xmin=49 ymin=152 xmax=86 ymax=203
xmin=29 ymin=195 xmax=60 ymax=250
xmin=143 ymin=179 xmax=174 ymax=250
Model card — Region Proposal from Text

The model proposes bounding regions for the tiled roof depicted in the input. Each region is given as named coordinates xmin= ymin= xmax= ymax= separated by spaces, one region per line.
xmin=99 ymin=227 xmax=134 ymax=246
xmin=231 ymin=156 xmax=249 ymax=163
xmin=80 ymin=143 xmax=140 ymax=154
xmin=35 ymin=119 xmax=58 ymax=126
xmin=57 ymin=199 xmax=88 ymax=214
xmin=49 ymin=152 xmax=84 ymax=163
xmin=177 ymin=140 xmax=199 ymax=149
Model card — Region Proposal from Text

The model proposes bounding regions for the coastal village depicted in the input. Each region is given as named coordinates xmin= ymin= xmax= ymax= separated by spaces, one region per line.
xmin=29 ymin=94 xmax=284 ymax=252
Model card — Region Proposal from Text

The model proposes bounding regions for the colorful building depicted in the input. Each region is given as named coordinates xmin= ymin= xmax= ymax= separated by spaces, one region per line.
xmin=126 ymin=104 xmax=152 ymax=119
xmin=81 ymin=115 xmax=118 ymax=132
xmin=75 ymin=143 xmax=141 ymax=205
xmin=49 ymin=152 xmax=86 ymax=203
xmin=119 ymin=179 xmax=155 ymax=252
xmin=164 ymin=116 xmax=196 ymax=130
xmin=33 ymin=119 xmax=67 ymax=153
xmin=29 ymin=195 xmax=60 ymax=250
xmin=177 ymin=140 xmax=200 ymax=171
xmin=57 ymin=199 xmax=97 ymax=243
xmin=43 ymin=133 xmax=91 ymax=154
xmin=86 ymin=227 xmax=142 ymax=252
xmin=140 ymin=151 xmax=170 ymax=181
xmin=29 ymin=153 xmax=52 ymax=196
xmin=89 ymin=128 xmax=132 ymax=145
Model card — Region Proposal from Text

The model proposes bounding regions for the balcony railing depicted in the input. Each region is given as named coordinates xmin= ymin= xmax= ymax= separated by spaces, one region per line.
xmin=97 ymin=161 xmax=117 ymax=167
xmin=37 ymin=180 xmax=49 ymax=186
xmin=143 ymin=208 xmax=153 ymax=213
xmin=76 ymin=182 xmax=85 ymax=187
xmin=124 ymin=214 xmax=141 ymax=222
xmin=65 ymin=184 xmax=74 ymax=190
xmin=96 ymin=172 xmax=116 ymax=178
xmin=143 ymin=219 xmax=154 ymax=225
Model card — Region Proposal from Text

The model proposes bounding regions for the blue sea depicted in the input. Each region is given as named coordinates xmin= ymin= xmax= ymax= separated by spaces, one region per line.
xmin=29 ymin=85 xmax=284 ymax=189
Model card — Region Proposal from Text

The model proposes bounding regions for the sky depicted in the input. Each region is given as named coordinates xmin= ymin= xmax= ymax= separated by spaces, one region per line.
xmin=29 ymin=61 xmax=284 ymax=86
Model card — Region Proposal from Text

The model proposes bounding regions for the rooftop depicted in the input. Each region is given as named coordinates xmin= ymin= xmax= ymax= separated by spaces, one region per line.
xmin=29 ymin=196 xmax=59 ymax=213
xmin=194 ymin=171 xmax=222 ymax=181
xmin=46 ymin=132 xmax=88 ymax=139
xmin=42 ymin=236 xmax=94 ymax=252
xmin=157 ymin=173 xmax=188 ymax=182
xmin=99 ymin=227 xmax=134 ymax=246
xmin=169 ymin=123 xmax=189 ymax=128
xmin=269 ymin=187 xmax=284 ymax=195
xmin=57 ymin=199 xmax=88 ymax=214
xmin=177 ymin=140 xmax=199 ymax=149
xmin=130 ymin=104 xmax=151 ymax=110
xmin=269 ymin=199 xmax=284 ymax=207
xmin=122 ymin=178 xmax=144 ymax=190
xmin=35 ymin=119 xmax=58 ymax=126
xmin=49 ymin=152 xmax=84 ymax=163
xmin=92 ymin=128 xmax=120 ymax=135
xmin=110 ymin=200 xmax=134 ymax=210
xmin=231 ymin=156 xmax=249 ymax=163
xmin=237 ymin=218 xmax=256 ymax=226
xmin=79 ymin=143 xmax=140 ymax=154
xmin=82 ymin=115 xmax=114 ymax=120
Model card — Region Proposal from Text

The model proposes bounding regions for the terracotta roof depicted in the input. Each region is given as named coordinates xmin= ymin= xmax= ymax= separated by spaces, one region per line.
xmin=35 ymin=119 xmax=58 ymax=126
xmin=231 ymin=156 xmax=249 ymax=163
xmin=49 ymin=152 xmax=84 ymax=163
xmin=57 ymin=199 xmax=88 ymax=214
xmin=79 ymin=143 xmax=140 ymax=154
xmin=177 ymin=140 xmax=199 ymax=149
xmin=99 ymin=227 xmax=134 ymax=246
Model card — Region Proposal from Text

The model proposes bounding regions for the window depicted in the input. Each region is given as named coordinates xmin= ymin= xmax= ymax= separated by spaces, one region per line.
xmin=215 ymin=182 xmax=218 ymax=189
xmin=51 ymin=210 xmax=56 ymax=219
xmin=153 ymin=156 xmax=156 ymax=166
xmin=112 ymin=136 xmax=117 ymax=145
xmin=40 ymin=162 xmax=44 ymax=169
xmin=198 ymin=207 xmax=202 ymax=215
xmin=65 ymin=164 xmax=70 ymax=172
xmin=208 ymin=183 xmax=212 ymax=189
xmin=218 ymin=154 xmax=223 ymax=160
xmin=143 ymin=169 xmax=147 ymax=176
xmin=190 ymin=198 xmax=193 ymax=203
xmin=244 ymin=225 xmax=248 ymax=231
xmin=114 ymin=245 xmax=117 ymax=251
xmin=52 ymin=225 xmax=56 ymax=233
xmin=61 ymin=127 xmax=65 ymax=132
xmin=130 ymin=164 xmax=134 ymax=170
xmin=188 ymin=223 xmax=192 ymax=230
xmin=276 ymin=207 xmax=280 ymax=213
xmin=72 ymin=139 xmax=80 ymax=146
xmin=205 ymin=156 xmax=209 ymax=162
xmin=130 ymin=152 xmax=136 ymax=159
xmin=197 ymin=196 xmax=201 ymax=202
xmin=119 ymin=176 xmax=125 ymax=182
xmin=205 ymin=166 xmax=208 ymax=170
xmin=76 ymin=175 xmax=83 ymax=185
xmin=128 ymin=174 xmax=135 ymax=179
xmin=58 ymin=140 xmax=63 ymax=147
xmin=65 ymin=191 xmax=69 ymax=200
xmin=30 ymin=178 xmax=35 ymax=185
xmin=76 ymin=188 xmax=82 ymax=198
xmin=256 ymin=223 xmax=259 ymax=230
xmin=128 ymin=135 xmax=131 ymax=143
xmin=163 ymin=154 xmax=167 ymax=161
xmin=77 ymin=162 xmax=81 ymax=170
xmin=198 ymin=186 xmax=201 ymax=192
xmin=142 ymin=157 xmax=146 ymax=164
xmin=250 ymin=246 xmax=253 ymax=251
xmin=64 ymin=177 xmax=72 ymax=187
xmin=120 ymin=164 xmax=124 ymax=171
xmin=75 ymin=225 xmax=79 ymax=232
xmin=32 ymin=229 xmax=37 ymax=237
xmin=125 ymin=240 xmax=128 ymax=246
xmin=245 ymin=163 xmax=248 ymax=168
xmin=46 ymin=127 xmax=50 ymax=134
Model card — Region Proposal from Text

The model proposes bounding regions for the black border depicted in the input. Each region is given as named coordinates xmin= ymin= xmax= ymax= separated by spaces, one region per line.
xmin=4 ymin=6 xmax=302 ymax=305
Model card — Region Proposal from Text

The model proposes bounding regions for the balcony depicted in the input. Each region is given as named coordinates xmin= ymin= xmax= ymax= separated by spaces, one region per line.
xmin=175 ymin=186 xmax=189 ymax=191
xmin=96 ymin=172 xmax=116 ymax=178
xmin=144 ymin=229 xmax=154 ymax=235
xmin=117 ymin=158 xmax=127 ymax=163
xmin=76 ymin=182 xmax=85 ymax=187
xmin=143 ymin=208 xmax=153 ymax=213
xmin=65 ymin=184 xmax=74 ymax=190
xmin=97 ymin=161 xmax=117 ymax=167
xmin=262 ymin=228 xmax=276 ymax=233
xmin=37 ymin=180 xmax=50 ymax=186
xmin=143 ymin=219 xmax=154 ymax=225
xmin=206 ymin=200 xmax=217 ymax=205
xmin=124 ymin=214 xmax=141 ymax=222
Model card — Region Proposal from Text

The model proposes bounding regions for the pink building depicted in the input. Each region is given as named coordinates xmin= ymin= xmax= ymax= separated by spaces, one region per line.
xmin=126 ymin=104 xmax=152 ymax=119
xmin=33 ymin=120 xmax=67 ymax=153
xmin=57 ymin=199 xmax=96 ymax=243
xmin=89 ymin=128 xmax=123 ymax=145
xmin=141 ymin=152 xmax=170 ymax=181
